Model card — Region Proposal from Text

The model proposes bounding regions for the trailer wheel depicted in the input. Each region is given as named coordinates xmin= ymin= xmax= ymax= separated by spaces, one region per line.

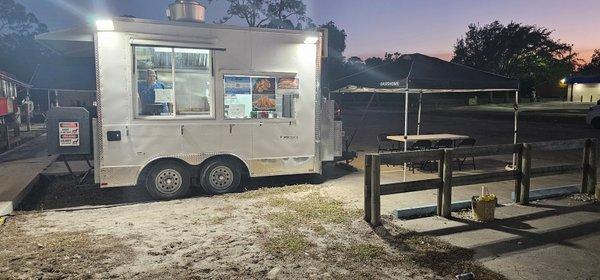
xmin=145 ymin=161 xmax=191 ymax=200
xmin=200 ymin=158 xmax=242 ymax=195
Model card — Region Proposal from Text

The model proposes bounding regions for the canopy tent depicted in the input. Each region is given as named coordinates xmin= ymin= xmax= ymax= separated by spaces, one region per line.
xmin=332 ymin=53 xmax=520 ymax=177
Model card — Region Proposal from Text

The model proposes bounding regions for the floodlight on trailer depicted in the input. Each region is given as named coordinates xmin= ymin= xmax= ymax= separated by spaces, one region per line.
xmin=304 ymin=37 xmax=319 ymax=44
xmin=96 ymin=19 xmax=114 ymax=31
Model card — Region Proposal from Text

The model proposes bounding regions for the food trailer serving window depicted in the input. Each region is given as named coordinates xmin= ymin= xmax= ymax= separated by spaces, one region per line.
xmin=134 ymin=46 xmax=213 ymax=118
xmin=224 ymin=75 xmax=298 ymax=119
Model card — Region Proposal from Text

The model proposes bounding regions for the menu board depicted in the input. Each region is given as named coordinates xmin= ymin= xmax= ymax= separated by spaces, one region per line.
xmin=59 ymin=122 xmax=80 ymax=147
xmin=224 ymin=76 xmax=252 ymax=118
xmin=224 ymin=75 xmax=299 ymax=119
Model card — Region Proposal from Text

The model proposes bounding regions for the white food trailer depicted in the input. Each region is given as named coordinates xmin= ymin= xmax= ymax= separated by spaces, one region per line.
xmin=39 ymin=1 xmax=344 ymax=199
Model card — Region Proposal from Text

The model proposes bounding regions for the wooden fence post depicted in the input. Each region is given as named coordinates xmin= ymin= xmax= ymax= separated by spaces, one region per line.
xmin=514 ymin=144 xmax=524 ymax=203
xmin=441 ymin=149 xmax=453 ymax=218
xmin=437 ymin=150 xmax=444 ymax=216
xmin=587 ymin=139 xmax=597 ymax=196
xmin=364 ymin=154 xmax=372 ymax=223
xmin=582 ymin=139 xmax=591 ymax=194
xmin=520 ymin=143 xmax=532 ymax=205
xmin=370 ymin=154 xmax=381 ymax=227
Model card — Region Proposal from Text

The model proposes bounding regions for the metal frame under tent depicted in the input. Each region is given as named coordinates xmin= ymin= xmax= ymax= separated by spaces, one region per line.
xmin=333 ymin=53 xmax=520 ymax=173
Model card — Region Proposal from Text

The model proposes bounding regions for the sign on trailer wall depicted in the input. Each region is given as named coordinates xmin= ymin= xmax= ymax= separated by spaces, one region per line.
xmin=59 ymin=122 xmax=80 ymax=147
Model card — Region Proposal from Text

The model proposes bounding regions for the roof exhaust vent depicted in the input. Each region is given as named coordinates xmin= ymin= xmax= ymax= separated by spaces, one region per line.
xmin=166 ymin=0 xmax=206 ymax=23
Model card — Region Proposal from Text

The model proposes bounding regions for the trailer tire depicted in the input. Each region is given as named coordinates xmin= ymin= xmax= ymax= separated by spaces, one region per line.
xmin=200 ymin=158 xmax=242 ymax=195
xmin=145 ymin=160 xmax=191 ymax=200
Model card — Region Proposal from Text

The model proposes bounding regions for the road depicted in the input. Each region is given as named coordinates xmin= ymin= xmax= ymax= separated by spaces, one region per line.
xmin=341 ymin=104 xmax=596 ymax=152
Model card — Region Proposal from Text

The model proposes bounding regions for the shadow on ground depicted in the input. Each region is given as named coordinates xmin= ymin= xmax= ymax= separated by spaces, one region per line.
xmin=422 ymin=200 xmax=600 ymax=260
xmin=373 ymin=220 xmax=506 ymax=279
xmin=18 ymin=163 xmax=356 ymax=211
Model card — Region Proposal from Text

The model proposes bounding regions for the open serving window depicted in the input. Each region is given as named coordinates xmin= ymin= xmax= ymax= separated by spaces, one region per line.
xmin=133 ymin=45 xmax=214 ymax=118
xmin=224 ymin=75 xmax=299 ymax=119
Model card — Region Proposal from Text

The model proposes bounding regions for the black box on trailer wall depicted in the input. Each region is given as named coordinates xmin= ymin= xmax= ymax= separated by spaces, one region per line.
xmin=47 ymin=107 xmax=91 ymax=155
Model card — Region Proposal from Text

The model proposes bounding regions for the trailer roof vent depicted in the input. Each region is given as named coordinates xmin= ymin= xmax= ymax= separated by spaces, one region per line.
xmin=167 ymin=0 xmax=206 ymax=23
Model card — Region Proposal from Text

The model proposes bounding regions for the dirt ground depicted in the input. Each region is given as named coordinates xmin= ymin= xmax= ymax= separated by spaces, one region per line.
xmin=1 ymin=176 xmax=505 ymax=280
xmin=2 ymin=104 xmax=597 ymax=279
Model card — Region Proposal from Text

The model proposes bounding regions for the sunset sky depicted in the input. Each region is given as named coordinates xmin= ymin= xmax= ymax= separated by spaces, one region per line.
xmin=20 ymin=0 xmax=600 ymax=61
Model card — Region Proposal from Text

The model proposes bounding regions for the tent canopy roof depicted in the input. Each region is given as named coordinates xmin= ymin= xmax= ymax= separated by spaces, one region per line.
xmin=333 ymin=53 xmax=519 ymax=94
xmin=30 ymin=57 xmax=96 ymax=91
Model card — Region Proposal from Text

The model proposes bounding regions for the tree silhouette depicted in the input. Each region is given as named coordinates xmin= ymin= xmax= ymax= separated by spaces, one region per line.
xmin=320 ymin=21 xmax=347 ymax=91
xmin=209 ymin=0 xmax=313 ymax=29
xmin=0 ymin=0 xmax=49 ymax=80
xmin=579 ymin=49 xmax=600 ymax=75
xmin=452 ymin=21 xmax=577 ymax=92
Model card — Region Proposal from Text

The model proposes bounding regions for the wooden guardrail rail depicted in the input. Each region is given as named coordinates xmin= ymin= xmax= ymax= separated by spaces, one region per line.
xmin=364 ymin=139 xmax=598 ymax=227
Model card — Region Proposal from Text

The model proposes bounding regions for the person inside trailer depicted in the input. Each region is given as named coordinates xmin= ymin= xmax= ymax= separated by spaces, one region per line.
xmin=138 ymin=69 xmax=170 ymax=115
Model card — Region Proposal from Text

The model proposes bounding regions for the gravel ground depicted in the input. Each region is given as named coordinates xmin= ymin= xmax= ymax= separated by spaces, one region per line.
xmin=4 ymin=104 xmax=592 ymax=279
xmin=1 ymin=177 xmax=504 ymax=279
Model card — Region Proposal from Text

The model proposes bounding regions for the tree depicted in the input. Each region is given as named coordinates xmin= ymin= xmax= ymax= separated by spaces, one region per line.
xmin=347 ymin=56 xmax=363 ymax=64
xmin=579 ymin=49 xmax=600 ymax=75
xmin=210 ymin=0 xmax=313 ymax=30
xmin=321 ymin=21 xmax=346 ymax=59
xmin=452 ymin=21 xmax=577 ymax=93
xmin=364 ymin=52 xmax=402 ymax=68
xmin=0 ymin=0 xmax=49 ymax=81
xmin=320 ymin=21 xmax=347 ymax=90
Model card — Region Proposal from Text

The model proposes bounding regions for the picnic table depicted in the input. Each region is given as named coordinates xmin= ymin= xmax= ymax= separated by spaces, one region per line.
xmin=387 ymin=133 xmax=469 ymax=143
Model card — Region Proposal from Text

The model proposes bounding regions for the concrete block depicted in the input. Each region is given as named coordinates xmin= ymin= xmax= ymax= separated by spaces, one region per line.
xmin=511 ymin=185 xmax=579 ymax=202
xmin=393 ymin=200 xmax=472 ymax=219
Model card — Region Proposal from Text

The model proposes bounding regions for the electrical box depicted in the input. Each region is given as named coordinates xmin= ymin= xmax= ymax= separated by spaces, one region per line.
xmin=47 ymin=107 xmax=91 ymax=155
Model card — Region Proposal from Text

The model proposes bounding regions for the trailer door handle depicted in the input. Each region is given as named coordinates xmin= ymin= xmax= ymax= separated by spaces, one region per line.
xmin=180 ymin=125 xmax=184 ymax=135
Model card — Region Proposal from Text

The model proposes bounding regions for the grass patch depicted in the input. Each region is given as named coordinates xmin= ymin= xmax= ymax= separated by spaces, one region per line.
xmin=208 ymin=213 xmax=234 ymax=225
xmin=309 ymin=224 xmax=327 ymax=236
xmin=265 ymin=196 xmax=289 ymax=207
xmin=264 ymin=192 xmax=361 ymax=237
xmin=236 ymin=184 xmax=316 ymax=199
xmin=267 ymin=193 xmax=360 ymax=225
xmin=350 ymin=243 xmax=386 ymax=262
xmin=264 ymin=232 xmax=311 ymax=256
xmin=0 ymin=216 xmax=134 ymax=279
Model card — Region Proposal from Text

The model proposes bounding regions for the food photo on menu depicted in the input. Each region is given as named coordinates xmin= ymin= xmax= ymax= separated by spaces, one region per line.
xmin=277 ymin=77 xmax=299 ymax=91
xmin=252 ymin=77 xmax=276 ymax=111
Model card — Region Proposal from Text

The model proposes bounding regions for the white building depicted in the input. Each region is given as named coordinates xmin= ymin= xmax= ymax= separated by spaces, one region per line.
xmin=566 ymin=76 xmax=600 ymax=103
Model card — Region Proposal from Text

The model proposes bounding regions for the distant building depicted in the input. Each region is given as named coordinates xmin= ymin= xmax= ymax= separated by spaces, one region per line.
xmin=566 ymin=75 xmax=600 ymax=103
xmin=0 ymin=70 xmax=30 ymax=118
xmin=0 ymin=69 xmax=32 ymax=149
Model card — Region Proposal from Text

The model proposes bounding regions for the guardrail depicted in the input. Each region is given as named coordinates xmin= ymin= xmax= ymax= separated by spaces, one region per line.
xmin=364 ymin=138 xmax=598 ymax=227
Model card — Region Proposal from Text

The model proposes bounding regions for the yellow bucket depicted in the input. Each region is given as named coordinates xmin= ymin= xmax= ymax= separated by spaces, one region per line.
xmin=471 ymin=194 xmax=497 ymax=222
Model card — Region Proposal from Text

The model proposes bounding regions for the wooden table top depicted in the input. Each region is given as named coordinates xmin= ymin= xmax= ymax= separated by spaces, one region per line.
xmin=387 ymin=134 xmax=470 ymax=142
